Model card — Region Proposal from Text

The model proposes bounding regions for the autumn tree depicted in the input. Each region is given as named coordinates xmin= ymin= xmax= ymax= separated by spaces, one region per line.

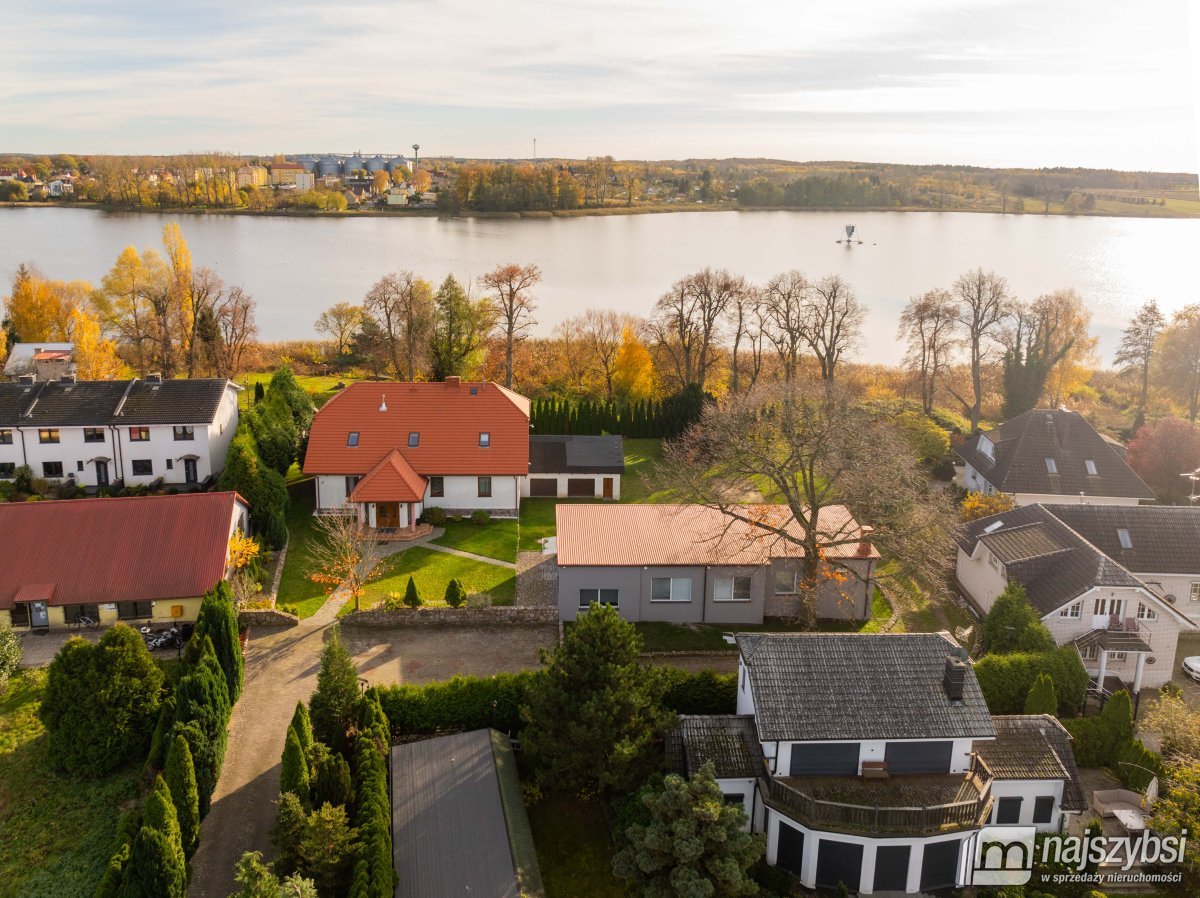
xmin=1114 ymin=300 xmax=1166 ymax=428
xmin=1127 ymin=417 xmax=1200 ymax=504
xmin=1001 ymin=289 xmax=1093 ymax=418
xmin=726 ymin=285 xmax=767 ymax=393
xmin=314 ymin=302 xmax=362 ymax=360
xmin=612 ymin=325 xmax=655 ymax=402
xmin=961 ymin=491 xmax=1015 ymax=521
xmin=898 ymin=289 xmax=959 ymax=413
xmin=429 ymin=274 xmax=492 ymax=380
xmin=653 ymin=380 xmax=957 ymax=622
xmin=949 ymin=268 xmax=1011 ymax=430
xmin=479 ymin=262 xmax=540 ymax=388
xmin=1159 ymin=305 xmax=1200 ymax=422
xmin=307 ymin=512 xmax=384 ymax=612
xmin=180 ymin=266 xmax=224 ymax=377
xmin=804 ymin=275 xmax=864 ymax=382
xmin=761 ymin=269 xmax=809 ymax=382
xmin=362 ymin=271 xmax=434 ymax=379
xmin=211 ymin=286 xmax=258 ymax=377
xmin=97 ymin=245 xmax=160 ymax=375
xmin=69 ymin=306 xmax=127 ymax=379
xmin=575 ymin=308 xmax=624 ymax=399
xmin=3 ymin=264 xmax=82 ymax=342
xmin=650 ymin=268 xmax=744 ymax=391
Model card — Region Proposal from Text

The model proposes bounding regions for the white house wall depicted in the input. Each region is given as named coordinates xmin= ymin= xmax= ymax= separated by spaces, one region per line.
xmin=424 ymin=474 xmax=519 ymax=515
xmin=716 ymin=777 xmax=756 ymax=830
xmin=520 ymin=473 xmax=621 ymax=500
xmin=1137 ymin=573 xmax=1200 ymax=624
xmin=988 ymin=779 xmax=1066 ymax=833
xmin=955 ymin=546 xmax=1009 ymax=614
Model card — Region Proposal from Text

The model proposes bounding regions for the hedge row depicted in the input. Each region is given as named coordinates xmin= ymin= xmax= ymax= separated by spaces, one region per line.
xmin=974 ymin=647 xmax=1089 ymax=716
xmin=529 ymin=385 xmax=709 ymax=440
xmin=374 ymin=667 xmax=737 ymax=739
xmin=348 ymin=695 xmax=396 ymax=898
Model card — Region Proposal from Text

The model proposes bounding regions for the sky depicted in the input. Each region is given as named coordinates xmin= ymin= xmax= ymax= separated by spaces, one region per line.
xmin=2 ymin=0 xmax=1198 ymax=171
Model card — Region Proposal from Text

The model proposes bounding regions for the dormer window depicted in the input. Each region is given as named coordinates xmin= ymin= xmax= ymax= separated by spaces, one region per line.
xmin=347 ymin=432 xmax=359 ymax=447
xmin=1085 ymin=459 xmax=1098 ymax=476
xmin=408 ymin=432 xmax=419 ymax=447
xmin=1117 ymin=529 xmax=1132 ymax=549
xmin=1044 ymin=458 xmax=1057 ymax=474
xmin=479 ymin=432 xmax=490 ymax=448
xmin=978 ymin=435 xmax=994 ymax=461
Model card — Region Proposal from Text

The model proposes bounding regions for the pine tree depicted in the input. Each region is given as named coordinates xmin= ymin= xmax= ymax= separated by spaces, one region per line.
xmin=280 ymin=724 xmax=311 ymax=805
xmin=290 ymin=701 xmax=314 ymax=761
xmin=1024 ymin=672 xmax=1058 ymax=716
xmin=309 ymin=627 xmax=360 ymax=753
xmin=165 ymin=735 xmax=201 ymax=857
xmin=403 ymin=576 xmax=422 ymax=608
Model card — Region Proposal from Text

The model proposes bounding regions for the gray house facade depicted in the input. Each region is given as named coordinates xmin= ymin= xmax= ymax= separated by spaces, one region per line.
xmin=555 ymin=504 xmax=878 ymax=624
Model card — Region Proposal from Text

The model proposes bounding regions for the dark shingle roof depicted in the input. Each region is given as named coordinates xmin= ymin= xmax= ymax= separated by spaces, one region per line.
xmin=955 ymin=409 xmax=1154 ymax=500
xmin=957 ymin=505 xmax=1145 ymax=614
xmin=675 ymin=716 xmax=763 ymax=779
xmin=529 ymin=435 xmax=625 ymax=474
xmin=736 ymin=633 xmax=995 ymax=742
xmin=0 ymin=378 xmax=233 ymax=427
xmin=978 ymin=715 xmax=1087 ymax=812
xmin=1041 ymin=504 xmax=1200 ymax=576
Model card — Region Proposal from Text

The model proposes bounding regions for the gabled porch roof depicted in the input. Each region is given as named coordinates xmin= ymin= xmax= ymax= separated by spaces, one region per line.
xmin=349 ymin=448 xmax=427 ymax=503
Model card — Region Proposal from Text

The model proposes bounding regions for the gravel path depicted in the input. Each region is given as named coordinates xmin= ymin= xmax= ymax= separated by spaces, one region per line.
xmin=516 ymin=550 xmax=558 ymax=608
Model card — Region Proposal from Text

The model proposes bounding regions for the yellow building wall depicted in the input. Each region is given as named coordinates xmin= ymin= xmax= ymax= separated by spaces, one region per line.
xmin=5 ymin=597 xmax=204 ymax=630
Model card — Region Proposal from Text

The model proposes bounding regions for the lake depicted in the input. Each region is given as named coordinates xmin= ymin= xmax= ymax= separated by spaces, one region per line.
xmin=2 ymin=206 xmax=1197 ymax=366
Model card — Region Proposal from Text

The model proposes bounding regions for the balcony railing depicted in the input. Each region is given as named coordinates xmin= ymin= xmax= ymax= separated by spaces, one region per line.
xmin=761 ymin=754 xmax=994 ymax=836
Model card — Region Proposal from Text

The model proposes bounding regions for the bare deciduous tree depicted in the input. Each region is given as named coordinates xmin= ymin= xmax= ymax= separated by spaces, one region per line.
xmin=183 ymin=266 xmax=224 ymax=378
xmin=898 ymin=289 xmax=960 ymax=413
xmin=575 ymin=308 xmax=625 ymax=400
xmin=652 ymin=381 xmax=957 ymax=623
xmin=479 ymin=262 xmax=541 ymax=388
xmin=949 ymin=268 xmax=1010 ymax=431
xmin=761 ymin=270 xmax=809 ymax=382
xmin=211 ymin=286 xmax=257 ymax=378
xmin=726 ymin=284 xmax=763 ymax=394
xmin=649 ymin=268 xmax=743 ymax=391
xmin=803 ymin=275 xmax=864 ymax=382
xmin=363 ymin=271 xmax=435 ymax=380
xmin=307 ymin=512 xmax=384 ymax=613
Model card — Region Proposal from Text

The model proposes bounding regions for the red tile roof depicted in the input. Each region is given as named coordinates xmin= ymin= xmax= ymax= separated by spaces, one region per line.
xmin=350 ymin=449 xmax=427 ymax=502
xmin=0 ymin=492 xmax=245 ymax=609
xmin=555 ymin=503 xmax=879 ymax=567
xmin=304 ymin=380 xmax=530 ymax=476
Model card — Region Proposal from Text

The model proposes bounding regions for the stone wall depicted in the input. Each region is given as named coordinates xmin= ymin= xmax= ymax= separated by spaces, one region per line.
xmin=340 ymin=606 xmax=556 ymax=628
xmin=238 ymin=608 xmax=300 ymax=629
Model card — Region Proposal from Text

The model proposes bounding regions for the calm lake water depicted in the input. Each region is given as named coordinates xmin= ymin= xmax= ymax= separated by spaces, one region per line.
xmin=2 ymin=206 xmax=1197 ymax=365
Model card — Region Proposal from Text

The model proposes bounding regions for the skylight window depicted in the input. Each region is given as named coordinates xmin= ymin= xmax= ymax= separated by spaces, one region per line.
xmin=408 ymin=432 xmax=419 ymax=447
xmin=347 ymin=432 xmax=359 ymax=447
xmin=1085 ymin=459 xmax=1098 ymax=476
xmin=479 ymin=432 xmax=490 ymax=447
xmin=1045 ymin=458 xmax=1057 ymax=474
xmin=1117 ymin=529 xmax=1132 ymax=549
xmin=982 ymin=520 xmax=1005 ymax=534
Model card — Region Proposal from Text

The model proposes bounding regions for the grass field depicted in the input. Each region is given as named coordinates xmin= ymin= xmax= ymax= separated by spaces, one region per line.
xmin=276 ymin=479 xmax=331 ymax=618
xmin=0 ymin=670 xmax=139 ymax=898
xmin=430 ymin=517 xmax=519 ymax=563
xmin=353 ymin=546 xmax=516 ymax=612
xmin=528 ymin=799 xmax=625 ymax=898
xmin=235 ymin=373 xmax=362 ymax=409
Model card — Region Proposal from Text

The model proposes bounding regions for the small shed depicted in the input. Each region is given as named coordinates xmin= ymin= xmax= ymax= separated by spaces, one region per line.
xmin=391 ymin=729 xmax=544 ymax=898
xmin=525 ymin=434 xmax=624 ymax=499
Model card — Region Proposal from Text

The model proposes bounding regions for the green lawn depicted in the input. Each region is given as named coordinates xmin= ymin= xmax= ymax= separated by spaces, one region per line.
xmin=235 ymin=373 xmax=363 ymax=409
xmin=620 ymin=438 xmax=669 ymax=503
xmin=0 ymin=670 xmax=140 ymax=898
xmin=430 ymin=518 xmax=519 ymax=563
xmin=275 ymin=479 xmax=331 ymax=619
xmin=528 ymin=799 xmax=625 ymax=898
xmin=352 ymin=546 xmax=516 ymax=612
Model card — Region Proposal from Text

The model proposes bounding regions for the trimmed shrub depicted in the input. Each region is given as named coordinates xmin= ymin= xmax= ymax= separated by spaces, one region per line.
xmin=117 ymin=826 xmax=186 ymax=898
xmin=190 ymin=581 xmax=244 ymax=703
xmin=974 ymin=648 xmax=1089 ymax=716
xmin=1024 ymin=673 xmax=1058 ymax=715
xmin=1115 ymin=740 xmax=1161 ymax=791
xmin=94 ymin=808 xmax=141 ymax=898
xmin=981 ymin=582 xmax=1042 ymax=654
xmin=142 ymin=774 xmax=186 ymax=882
xmin=290 ymin=701 xmax=314 ymax=760
xmin=1017 ymin=621 xmax=1057 ymax=653
xmin=421 ymin=506 xmax=447 ymax=526
xmin=653 ymin=667 xmax=738 ymax=715
xmin=311 ymin=750 xmax=352 ymax=811
xmin=164 ymin=735 xmax=200 ymax=857
xmin=444 ymin=578 xmax=466 ymax=608
xmin=470 ymin=509 xmax=490 ymax=526
xmin=0 ymin=620 xmax=21 ymax=693
xmin=280 ymin=724 xmax=311 ymax=805
xmin=402 ymin=576 xmax=422 ymax=608
xmin=1061 ymin=718 xmax=1108 ymax=768
xmin=348 ymin=693 xmax=395 ymax=898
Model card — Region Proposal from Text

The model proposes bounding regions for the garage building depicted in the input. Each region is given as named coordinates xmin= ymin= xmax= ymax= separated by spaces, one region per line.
xmin=524 ymin=434 xmax=623 ymax=500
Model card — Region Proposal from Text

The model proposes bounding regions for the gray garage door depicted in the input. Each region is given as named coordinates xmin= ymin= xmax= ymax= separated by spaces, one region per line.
xmin=566 ymin=478 xmax=596 ymax=497
xmin=816 ymin=838 xmax=863 ymax=890
xmin=776 ymin=821 xmax=805 ymax=878
xmin=789 ymin=743 xmax=860 ymax=776
xmin=529 ymin=478 xmax=557 ymax=496
xmin=884 ymin=741 xmax=953 ymax=774
xmin=873 ymin=845 xmax=911 ymax=892
xmin=920 ymin=839 xmax=962 ymax=891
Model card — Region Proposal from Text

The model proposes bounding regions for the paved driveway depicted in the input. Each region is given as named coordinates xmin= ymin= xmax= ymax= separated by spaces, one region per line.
xmin=187 ymin=605 xmax=556 ymax=898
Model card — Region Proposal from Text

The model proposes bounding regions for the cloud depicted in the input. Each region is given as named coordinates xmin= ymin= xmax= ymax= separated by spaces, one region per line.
xmin=0 ymin=0 xmax=1194 ymax=169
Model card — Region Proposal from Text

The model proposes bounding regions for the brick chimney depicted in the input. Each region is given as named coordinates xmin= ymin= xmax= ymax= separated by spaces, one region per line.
xmin=445 ymin=376 xmax=461 ymax=387
xmin=943 ymin=656 xmax=967 ymax=701
xmin=856 ymin=525 xmax=875 ymax=557
xmin=146 ymin=373 xmax=163 ymax=384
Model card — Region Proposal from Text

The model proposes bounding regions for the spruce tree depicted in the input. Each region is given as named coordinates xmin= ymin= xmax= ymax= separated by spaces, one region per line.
xmin=309 ymin=627 xmax=360 ymax=753
xmin=290 ymin=701 xmax=314 ymax=760
xmin=1024 ymin=672 xmax=1058 ymax=716
xmin=403 ymin=576 xmax=422 ymax=608
xmin=444 ymin=578 xmax=466 ymax=608
xmin=280 ymin=724 xmax=311 ymax=805
xmin=165 ymin=735 xmax=201 ymax=857
xmin=253 ymin=381 xmax=265 ymax=404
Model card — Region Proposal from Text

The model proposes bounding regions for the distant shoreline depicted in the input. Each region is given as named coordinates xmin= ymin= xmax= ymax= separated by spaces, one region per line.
xmin=2 ymin=200 xmax=1199 ymax=221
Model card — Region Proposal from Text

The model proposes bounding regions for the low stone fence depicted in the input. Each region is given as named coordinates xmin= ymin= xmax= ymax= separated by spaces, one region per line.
xmin=340 ymin=606 xmax=557 ymax=628
xmin=238 ymin=608 xmax=300 ymax=629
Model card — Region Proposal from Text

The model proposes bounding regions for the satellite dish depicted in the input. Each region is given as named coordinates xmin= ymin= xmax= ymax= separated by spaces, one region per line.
xmin=1164 ymin=594 xmax=1177 ymax=604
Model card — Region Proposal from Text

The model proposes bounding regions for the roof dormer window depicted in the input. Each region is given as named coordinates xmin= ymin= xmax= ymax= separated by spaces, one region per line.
xmin=1044 ymin=458 xmax=1057 ymax=474
xmin=347 ymin=432 xmax=359 ymax=447
xmin=1117 ymin=529 xmax=1132 ymax=549
xmin=979 ymin=435 xmax=994 ymax=461
xmin=1085 ymin=459 xmax=1098 ymax=476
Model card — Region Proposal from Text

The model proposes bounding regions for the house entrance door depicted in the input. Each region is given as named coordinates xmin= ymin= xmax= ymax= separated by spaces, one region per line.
xmin=95 ymin=460 xmax=109 ymax=487
xmin=377 ymin=503 xmax=400 ymax=529
xmin=184 ymin=459 xmax=198 ymax=484
xmin=603 ymin=477 xmax=614 ymax=499
xmin=29 ymin=601 xmax=49 ymax=628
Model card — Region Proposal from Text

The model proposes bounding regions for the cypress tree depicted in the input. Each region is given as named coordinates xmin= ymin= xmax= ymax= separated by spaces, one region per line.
xmin=403 ymin=576 xmax=422 ymax=608
xmin=290 ymin=701 xmax=314 ymax=760
xmin=311 ymin=751 xmax=353 ymax=810
xmin=309 ymin=627 xmax=360 ymax=753
xmin=165 ymin=735 xmax=201 ymax=857
xmin=142 ymin=774 xmax=186 ymax=878
xmin=280 ymin=724 xmax=311 ymax=805
xmin=1024 ymin=673 xmax=1058 ymax=716
xmin=253 ymin=381 xmax=265 ymax=403
xmin=191 ymin=581 xmax=244 ymax=703
xmin=118 ymin=826 xmax=186 ymax=898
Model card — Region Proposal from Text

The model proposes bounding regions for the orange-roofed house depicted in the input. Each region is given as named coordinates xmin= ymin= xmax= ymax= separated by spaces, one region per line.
xmin=303 ymin=378 xmax=530 ymax=533
xmin=554 ymin=503 xmax=880 ymax=624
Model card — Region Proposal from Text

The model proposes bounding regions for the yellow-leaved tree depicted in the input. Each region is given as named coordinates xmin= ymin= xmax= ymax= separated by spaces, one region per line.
xmin=3 ymin=265 xmax=89 ymax=342
xmin=961 ymin=491 xmax=1014 ymax=521
xmin=69 ymin=306 xmax=128 ymax=380
xmin=612 ymin=325 xmax=655 ymax=402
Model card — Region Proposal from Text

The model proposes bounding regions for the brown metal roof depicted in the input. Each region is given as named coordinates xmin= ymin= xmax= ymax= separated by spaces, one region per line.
xmin=555 ymin=503 xmax=878 ymax=567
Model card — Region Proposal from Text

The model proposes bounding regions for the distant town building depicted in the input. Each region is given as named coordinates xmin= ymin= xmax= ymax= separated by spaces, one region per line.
xmin=3 ymin=343 xmax=76 ymax=382
xmin=270 ymin=161 xmax=307 ymax=186
xmin=237 ymin=165 xmax=268 ymax=188
xmin=294 ymin=170 xmax=315 ymax=191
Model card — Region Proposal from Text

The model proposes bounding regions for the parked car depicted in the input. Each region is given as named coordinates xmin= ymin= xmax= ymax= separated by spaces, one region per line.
xmin=1181 ymin=656 xmax=1200 ymax=683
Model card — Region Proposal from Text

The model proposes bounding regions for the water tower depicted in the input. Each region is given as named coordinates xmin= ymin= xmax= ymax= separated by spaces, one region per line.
xmin=412 ymin=144 xmax=420 ymax=169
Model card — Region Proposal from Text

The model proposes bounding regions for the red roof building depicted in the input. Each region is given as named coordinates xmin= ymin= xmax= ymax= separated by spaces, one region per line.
xmin=0 ymin=491 xmax=250 ymax=630
xmin=304 ymin=378 xmax=531 ymax=529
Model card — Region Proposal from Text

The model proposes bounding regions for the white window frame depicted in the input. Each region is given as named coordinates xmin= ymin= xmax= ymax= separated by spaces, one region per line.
xmin=1136 ymin=603 xmax=1157 ymax=621
xmin=979 ymin=435 xmax=994 ymax=461
xmin=650 ymin=577 xmax=692 ymax=602
xmin=1060 ymin=601 xmax=1081 ymax=619
xmin=714 ymin=575 xmax=753 ymax=603
xmin=1094 ymin=597 xmax=1124 ymax=617
xmin=479 ymin=431 xmax=491 ymax=448
xmin=774 ymin=569 xmax=798 ymax=595
xmin=1080 ymin=645 xmax=1098 ymax=661
xmin=1111 ymin=651 xmax=1128 ymax=662
xmin=1191 ymin=582 xmax=1200 ymax=603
